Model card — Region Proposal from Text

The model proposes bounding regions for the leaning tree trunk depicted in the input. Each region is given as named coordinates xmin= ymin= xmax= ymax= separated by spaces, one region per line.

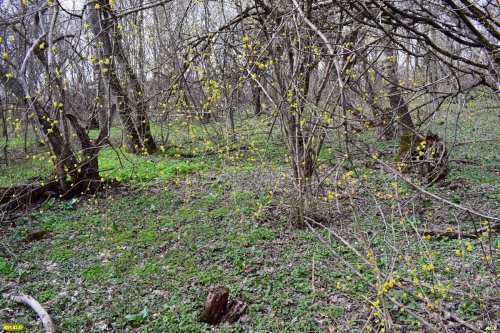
xmin=86 ymin=3 xmax=144 ymax=154
xmin=0 ymin=60 xmax=118 ymax=214
xmin=0 ymin=64 xmax=78 ymax=192
xmin=113 ymin=33 xmax=157 ymax=153
xmin=373 ymin=42 xmax=415 ymax=141
xmin=380 ymin=46 xmax=414 ymax=135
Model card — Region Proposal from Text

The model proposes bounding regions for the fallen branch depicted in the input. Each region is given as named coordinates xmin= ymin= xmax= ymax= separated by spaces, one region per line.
xmin=416 ymin=228 xmax=478 ymax=239
xmin=0 ymin=241 xmax=17 ymax=258
xmin=10 ymin=294 xmax=54 ymax=333
xmin=449 ymin=159 xmax=500 ymax=173
xmin=303 ymin=217 xmax=440 ymax=332
xmin=0 ymin=181 xmax=59 ymax=209
xmin=0 ymin=179 xmax=118 ymax=216
xmin=353 ymin=143 xmax=499 ymax=221
xmin=416 ymin=222 xmax=499 ymax=239
xmin=455 ymin=138 xmax=499 ymax=146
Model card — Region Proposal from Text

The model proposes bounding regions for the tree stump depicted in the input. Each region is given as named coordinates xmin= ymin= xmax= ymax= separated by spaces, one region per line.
xmin=222 ymin=299 xmax=248 ymax=324
xmin=422 ymin=132 xmax=448 ymax=182
xmin=198 ymin=286 xmax=229 ymax=324
xmin=198 ymin=287 xmax=247 ymax=325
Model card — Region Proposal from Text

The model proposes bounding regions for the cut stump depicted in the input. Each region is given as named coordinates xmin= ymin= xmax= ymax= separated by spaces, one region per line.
xmin=222 ymin=299 xmax=248 ymax=324
xmin=198 ymin=286 xmax=247 ymax=325
xmin=198 ymin=286 xmax=229 ymax=324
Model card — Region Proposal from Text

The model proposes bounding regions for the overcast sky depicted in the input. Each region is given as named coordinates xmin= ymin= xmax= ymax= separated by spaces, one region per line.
xmin=60 ymin=0 xmax=84 ymax=11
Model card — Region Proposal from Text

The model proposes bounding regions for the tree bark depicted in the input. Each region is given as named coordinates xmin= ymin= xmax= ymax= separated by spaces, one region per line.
xmin=86 ymin=4 xmax=144 ymax=153
xmin=380 ymin=46 xmax=414 ymax=134
xmin=253 ymin=84 xmax=262 ymax=115
xmin=221 ymin=300 xmax=247 ymax=324
xmin=1 ymin=106 xmax=7 ymax=137
xmin=112 ymin=18 xmax=157 ymax=153
xmin=0 ymin=64 xmax=78 ymax=191
xmin=198 ymin=286 xmax=229 ymax=325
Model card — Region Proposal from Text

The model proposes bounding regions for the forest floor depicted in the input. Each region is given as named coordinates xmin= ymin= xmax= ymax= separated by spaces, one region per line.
xmin=0 ymin=99 xmax=498 ymax=332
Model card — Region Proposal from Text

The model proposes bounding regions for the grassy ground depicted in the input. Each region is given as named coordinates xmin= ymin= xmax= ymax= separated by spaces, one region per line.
xmin=0 ymin=103 xmax=498 ymax=332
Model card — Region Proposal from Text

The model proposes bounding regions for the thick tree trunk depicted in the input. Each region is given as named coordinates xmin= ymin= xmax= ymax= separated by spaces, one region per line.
xmin=113 ymin=26 xmax=157 ymax=153
xmin=0 ymin=59 xmax=115 ymax=210
xmin=87 ymin=4 xmax=144 ymax=153
xmin=0 ymin=64 xmax=78 ymax=191
xmin=379 ymin=45 xmax=414 ymax=138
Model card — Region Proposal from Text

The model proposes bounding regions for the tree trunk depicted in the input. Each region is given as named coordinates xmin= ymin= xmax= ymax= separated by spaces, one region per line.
xmin=1 ymin=106 xmax=7 ymax=137
xmin=379 ymin=45 xmax=414 ymax=138
xmin=0 ymin=64 xmax=78 ymax=191
xmin=113 ymin=21 xmax=157 ymax=153
xmin=253 ymin=84 xmax=262 ymax=115
xmin=226 ymin=107 xmax=236 ymax=144
xmin=87 ymin=3 xmax=144 ymax=153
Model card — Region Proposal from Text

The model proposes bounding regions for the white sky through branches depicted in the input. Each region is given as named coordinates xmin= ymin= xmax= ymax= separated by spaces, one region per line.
xmin=60 ymin=0 xmax=84 ymax=11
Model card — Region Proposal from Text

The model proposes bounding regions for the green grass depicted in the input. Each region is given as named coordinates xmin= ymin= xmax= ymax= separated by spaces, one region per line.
xmin=0 ymin=172 xmax=357 ymax=331
xmin=0 ymin=157 xmax=51 ymax=187
xmin=0 ymin=256 xmax=15 ymax=278
xmin=3 ymin=177 xmax=493 ymax=331
xmin=98 ymin=148 xmax=207 ymax=183
xmin=0 ymin=100 xmax=498 ymax=332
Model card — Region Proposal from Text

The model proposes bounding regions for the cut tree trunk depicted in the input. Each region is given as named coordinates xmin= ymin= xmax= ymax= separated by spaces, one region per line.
xmin=198 ymin=286 xmax=229 ymax=325
xmin=221 ymin=299 xmax=248 ymax=324
xmin=198 ymin=286 xmax=247 ymax=325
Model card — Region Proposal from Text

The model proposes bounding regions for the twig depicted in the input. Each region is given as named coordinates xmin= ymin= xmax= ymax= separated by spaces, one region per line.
xmin=10 ymin=294 xmax=55 ymax=333
xmin=303 ymin=217 xmax=440 ymax=332
xmin=450 ymin=159 xmax=500 ymax=173
xmin=440 ymin=308 xmax=483 ymax=333
xmin=455 ymin=138 xmax=499 ymax=146
xmin=168 ymin=145 xmax=248 ymax=158
xmin=0 ymin=241 xmax=17 ymax=259
xmin=353 ymin=143 xmax=499 ymax=221
xmin=311 ymin=253 xmax=316 ymax=295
